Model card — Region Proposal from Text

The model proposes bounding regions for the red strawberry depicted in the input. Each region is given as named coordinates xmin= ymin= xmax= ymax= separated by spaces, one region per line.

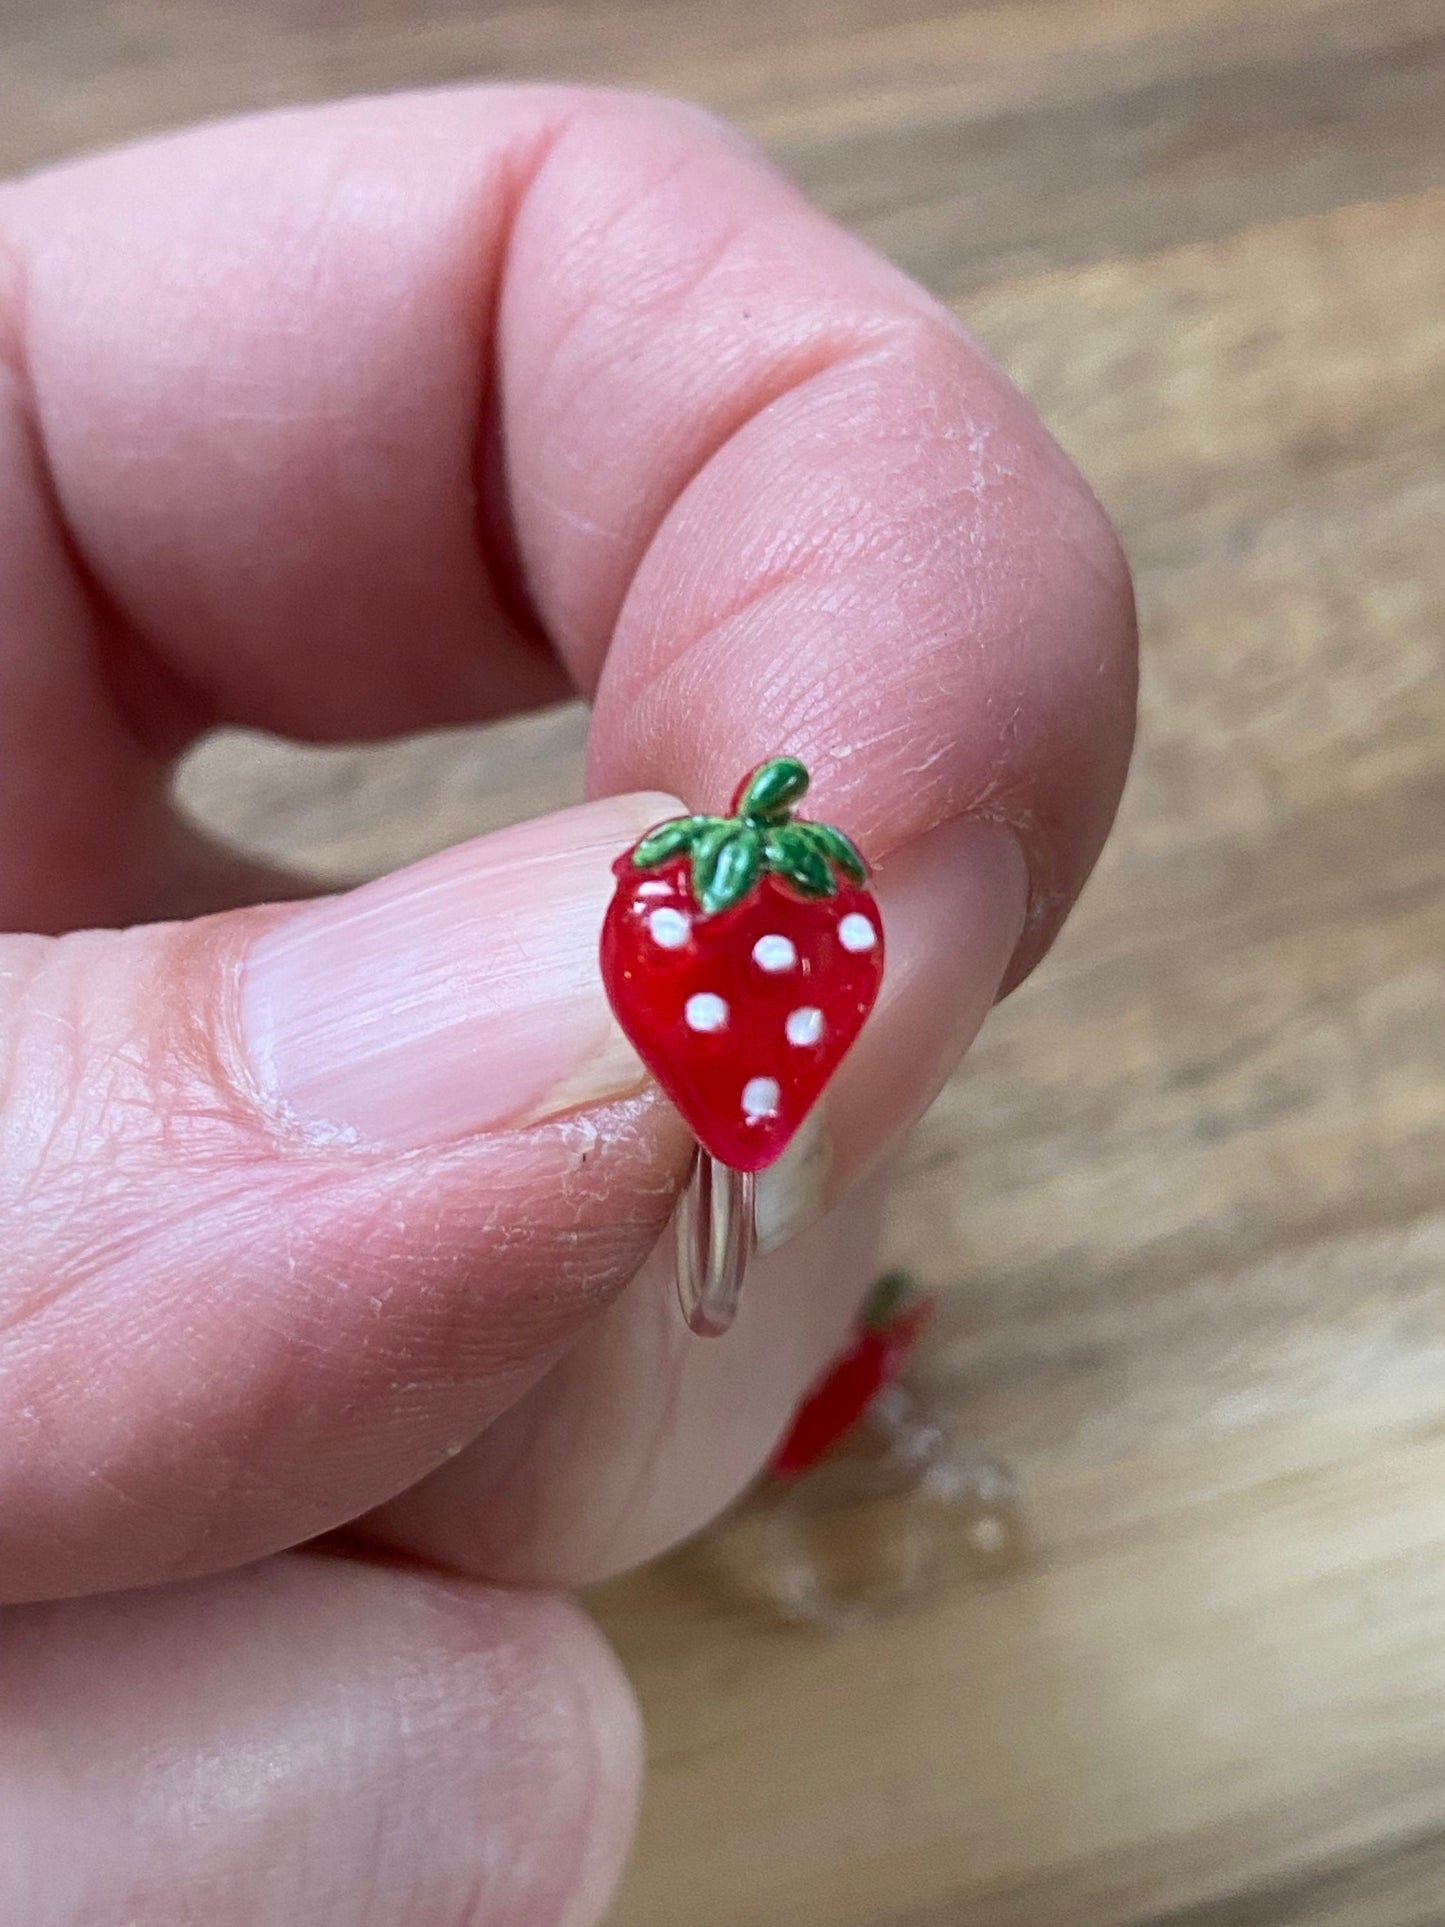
xmin=771 ymin=1271 xmax=933 ymax=1479
xmin=600 ymin=757 xmax=884 ymax=1172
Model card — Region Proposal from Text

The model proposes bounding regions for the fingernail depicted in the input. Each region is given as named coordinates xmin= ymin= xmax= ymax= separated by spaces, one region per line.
xmin=239 ymin=795 xmax=685 ymax=1151
xmin=755 ymin=815 xmax=1028 ymax=1249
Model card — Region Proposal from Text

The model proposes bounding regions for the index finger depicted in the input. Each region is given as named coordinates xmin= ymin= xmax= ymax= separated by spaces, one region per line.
xmin=4 ymin=87 xmax=1131 ymax=968
xmin=494 ymin=97 xmax=1134 ymax=981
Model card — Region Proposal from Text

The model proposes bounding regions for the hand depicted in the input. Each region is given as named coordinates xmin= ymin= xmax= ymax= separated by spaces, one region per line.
xmin=0 ymin=88 xmax=1135 ymax=1922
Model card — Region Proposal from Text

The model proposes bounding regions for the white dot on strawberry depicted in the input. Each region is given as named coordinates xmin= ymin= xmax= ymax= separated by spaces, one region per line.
xmin=752 ymin=933 xmax=798 ymax=972
xmin=741 ymin=1075 xmax=781 ymax=1120
xmin=838 ymin=912 xmax=878 ymax=953
xmin=785 ymin=1005 xmax=824 ymax=1047
xmin=647 ymin=906 xmax=691 ymax=949
xmin=684 ymin=991 xmax=729 ymax=1033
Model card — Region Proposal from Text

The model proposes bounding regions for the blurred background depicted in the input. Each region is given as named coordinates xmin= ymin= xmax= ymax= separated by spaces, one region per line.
xmin=7 ymin=3 xmax=1445 ymax=1922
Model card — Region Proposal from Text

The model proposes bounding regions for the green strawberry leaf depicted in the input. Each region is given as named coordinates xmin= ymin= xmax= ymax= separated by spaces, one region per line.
xmin=687 ymin=820 xmax=733 ymax=908
xmin=631 ymin=815 xmax=716 ymax=870
xmin=630 ymin=757 xmax=867 ymax=915
xmin=804 ymin=821 xmax=868 ymax=885
xmin=738 ymin=756 xmax=810 ymax=823
xmin=861 ymin=1270 xmax=915 ymax=1330
xmin=763 ymin=824 xmax=837 ymax=897
xmin=695 ymin=824 xmax=763 ymax=914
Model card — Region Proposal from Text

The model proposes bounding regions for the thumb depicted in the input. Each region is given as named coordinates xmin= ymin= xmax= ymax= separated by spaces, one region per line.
xmin=0 ymin=794 xmax=689 ymax=1604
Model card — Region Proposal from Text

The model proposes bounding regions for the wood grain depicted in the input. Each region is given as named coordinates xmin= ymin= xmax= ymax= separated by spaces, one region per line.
xmin=8 ymin=2 xmax=1445 ymax=1923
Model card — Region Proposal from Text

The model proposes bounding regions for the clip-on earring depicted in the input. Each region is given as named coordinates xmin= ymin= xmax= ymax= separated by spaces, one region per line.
xmin=600 ymin=756 xmax=884 ymax=1337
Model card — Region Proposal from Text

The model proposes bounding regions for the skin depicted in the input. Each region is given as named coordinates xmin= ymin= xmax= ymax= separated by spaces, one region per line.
xmin=0 ymin=88 xmax=1135 ymax=1924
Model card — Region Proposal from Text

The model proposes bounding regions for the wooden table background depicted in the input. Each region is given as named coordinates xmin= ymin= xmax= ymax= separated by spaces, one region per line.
xmin=7 ymin=2 xmax=1445 ymax=1922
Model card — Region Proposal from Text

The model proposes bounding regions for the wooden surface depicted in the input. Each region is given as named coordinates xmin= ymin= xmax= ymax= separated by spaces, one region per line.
xmin=9 ymin=3 xmax=1445 ymax=1923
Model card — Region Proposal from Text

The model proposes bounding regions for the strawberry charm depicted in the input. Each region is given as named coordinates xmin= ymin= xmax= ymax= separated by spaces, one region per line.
xmin=771 ymin=1272 xmax=933 ymax=1480
xmin=600 ymin=756 xmax=884 ymax=1174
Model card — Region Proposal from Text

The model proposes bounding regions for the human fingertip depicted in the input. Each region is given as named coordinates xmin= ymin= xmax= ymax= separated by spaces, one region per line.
xmin=239 ymin=793 xmax=685 ymax=1152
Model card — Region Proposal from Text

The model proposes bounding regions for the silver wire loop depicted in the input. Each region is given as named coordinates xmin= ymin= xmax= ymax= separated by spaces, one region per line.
xmin=674 ymin=1147 xmax=756 ymax=1337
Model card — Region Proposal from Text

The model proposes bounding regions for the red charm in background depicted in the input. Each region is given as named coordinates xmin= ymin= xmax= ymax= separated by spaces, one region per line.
xmin=600 ymin=758 xmax=884 ymax=1172
xmin=771 ymin=1272 xmax=933 ymax=1480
